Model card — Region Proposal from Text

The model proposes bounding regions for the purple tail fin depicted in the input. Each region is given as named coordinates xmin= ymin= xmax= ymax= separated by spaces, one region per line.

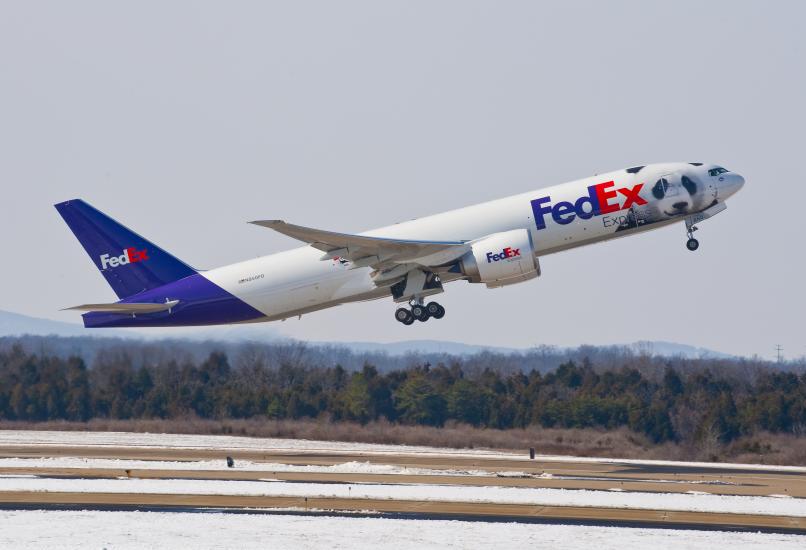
xmin=55 ymin=199 xmax=197 ymax=299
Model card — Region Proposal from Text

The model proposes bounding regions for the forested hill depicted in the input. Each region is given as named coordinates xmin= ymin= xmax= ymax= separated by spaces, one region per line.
xmin=0 ymin=337 xmax=804 ymax=449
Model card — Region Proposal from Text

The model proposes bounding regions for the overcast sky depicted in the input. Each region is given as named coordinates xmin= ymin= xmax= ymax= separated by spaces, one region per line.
xmin=1 ymin=1 xmax=804 ymax=358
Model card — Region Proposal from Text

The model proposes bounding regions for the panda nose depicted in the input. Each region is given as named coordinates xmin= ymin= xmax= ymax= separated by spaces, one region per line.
xmin=673 ymin=202 xmax=688 ymax=210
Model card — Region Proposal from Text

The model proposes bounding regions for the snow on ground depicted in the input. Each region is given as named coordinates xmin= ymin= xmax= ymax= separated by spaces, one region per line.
xmin=0 ymin=510 xmax=802 ymax=550
xmin=1 ymin=476 xmax=803 ymax=517
xmin=0 ymin=429 xmax=499 ymax=458
xmin=0 ymin=457 xmax=497 ymax=477
xmin=0 ymin=457 xmax=738 ymax=485
xmin=2 ymin=430 xmax=805 ymax=473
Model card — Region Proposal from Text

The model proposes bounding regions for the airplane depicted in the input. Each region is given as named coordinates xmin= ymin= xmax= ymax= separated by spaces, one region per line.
xmin=56 ymin=162 xmax=744 ymax=328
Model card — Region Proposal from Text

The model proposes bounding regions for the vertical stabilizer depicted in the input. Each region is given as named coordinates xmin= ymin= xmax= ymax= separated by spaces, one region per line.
xmin=55 ymin=199 xmax=196 ymax=299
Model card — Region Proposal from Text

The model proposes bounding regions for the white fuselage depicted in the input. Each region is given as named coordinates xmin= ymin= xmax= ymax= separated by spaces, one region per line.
xmin=203 ymin=162 xmax=744 ymax=322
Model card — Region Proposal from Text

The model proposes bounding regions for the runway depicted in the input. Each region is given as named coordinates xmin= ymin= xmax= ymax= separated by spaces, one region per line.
xmin=0 ymin=431 xmax=804 ymax=535
xmin=1 ymin=491 xmax=804 ymax=533
xmin=3 ymin=443 xmax=805 ymax=498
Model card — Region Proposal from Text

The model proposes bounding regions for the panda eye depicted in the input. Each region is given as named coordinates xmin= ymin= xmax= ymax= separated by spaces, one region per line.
xmin=681 ymin=175 xmax=697 ymax=195
xmin=652 ymin=179 xmax=667 ymax=199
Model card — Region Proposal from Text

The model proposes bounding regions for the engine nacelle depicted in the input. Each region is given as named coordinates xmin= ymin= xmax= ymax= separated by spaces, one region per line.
xmin=459 ymin=228 xmax=540 ymax=288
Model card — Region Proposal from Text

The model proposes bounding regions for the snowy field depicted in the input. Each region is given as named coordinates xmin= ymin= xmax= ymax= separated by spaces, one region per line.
xmin=2 ymin=430 xmax=805 ymax=517
xmin=0 ymin=456 xmax=743 ymax=484
xmin=1 ymin=476 xmax=803 ymax=517
xmin=0 ymin=509 xmax=803 ymax=550
xmin=2 ymin=431 xmax=805 ymax=547
xmin=0 ymin=429 xmax=497 ymax=457
xmin=3 ymin=429 xmax=806 ymax=473
xmin=0 ymin=456 xmax=494 ymax=476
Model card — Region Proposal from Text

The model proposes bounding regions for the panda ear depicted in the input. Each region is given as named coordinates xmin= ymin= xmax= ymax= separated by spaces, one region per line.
xmin=681 ymin=175 xmax=697 ymax=195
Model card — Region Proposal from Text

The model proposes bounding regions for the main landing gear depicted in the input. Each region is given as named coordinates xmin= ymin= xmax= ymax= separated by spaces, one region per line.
xmin=395 ymin=300 xmax=446 ymax=325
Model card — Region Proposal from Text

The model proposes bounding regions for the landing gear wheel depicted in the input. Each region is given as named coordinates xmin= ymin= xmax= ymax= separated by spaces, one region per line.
xmin=411 ymin=304 xmax=430 ymax=322
xmin=395 ymin=307 xmax=414 ymax=325
xmin=427 ymin=302 xmax=445 ymax=319
xmin=686 ymin=238 xmax=699 ymax=251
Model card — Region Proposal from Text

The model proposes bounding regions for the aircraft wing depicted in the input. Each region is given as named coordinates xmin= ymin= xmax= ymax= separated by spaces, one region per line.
xmin=250 ymin=220 xmax=468 ymax=268
xmin=63 ymin=300 xmax=179 ymax=314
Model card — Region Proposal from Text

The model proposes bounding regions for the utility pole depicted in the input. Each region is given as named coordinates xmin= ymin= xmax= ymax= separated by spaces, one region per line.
xmin=776 ymin=344 xmax=784 ymax=363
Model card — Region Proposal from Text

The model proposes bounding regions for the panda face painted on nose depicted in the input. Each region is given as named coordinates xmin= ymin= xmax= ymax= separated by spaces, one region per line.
xmin=630 ymin=170 xmax=714 ymax=229
xmin=646 ymin=174 xmax=700 ymax=217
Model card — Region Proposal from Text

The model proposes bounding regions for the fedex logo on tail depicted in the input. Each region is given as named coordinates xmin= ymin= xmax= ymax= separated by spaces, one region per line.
xmin=487 ymin=247 xmax=520 ymax=263
xmin=99 ymin=247 xmax=148 ymax=269
xmin=531 ymin=181 xmax=646 ymax=230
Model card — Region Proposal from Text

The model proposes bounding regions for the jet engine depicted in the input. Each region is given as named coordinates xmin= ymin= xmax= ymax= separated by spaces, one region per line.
xmin=458 ymin=228 xmax=540 ymax=288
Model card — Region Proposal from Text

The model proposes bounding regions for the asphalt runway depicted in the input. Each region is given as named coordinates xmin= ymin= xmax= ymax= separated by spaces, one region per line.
xmin=1 ymin=442 xmax=805 ymax=533
xmin=2 ymin=444 xmax=804 ymax=497
xmin=1 ymin=492 xmax=804 ymax=533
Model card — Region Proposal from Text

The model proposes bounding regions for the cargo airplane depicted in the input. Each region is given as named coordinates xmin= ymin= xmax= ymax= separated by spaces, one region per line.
xmin=56 ymin=162 xmax=744 ymax=327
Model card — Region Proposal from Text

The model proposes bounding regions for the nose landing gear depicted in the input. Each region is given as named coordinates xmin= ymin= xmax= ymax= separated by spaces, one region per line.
xmin=685 ymin=221 xmax=699 ymax=251
xmin=681 ymin=201 xmax=728 ymax=251
xmin=394 ymin=300 xmax=446 ymax=324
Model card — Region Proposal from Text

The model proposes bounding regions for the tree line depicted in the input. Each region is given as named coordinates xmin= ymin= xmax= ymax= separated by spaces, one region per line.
xmin=1 ymin=343 xmax=805 ymax=446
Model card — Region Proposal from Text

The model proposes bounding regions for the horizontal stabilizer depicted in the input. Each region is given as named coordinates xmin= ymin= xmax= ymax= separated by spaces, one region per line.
xmin=63 ymin=300 xmax=179 ymax=314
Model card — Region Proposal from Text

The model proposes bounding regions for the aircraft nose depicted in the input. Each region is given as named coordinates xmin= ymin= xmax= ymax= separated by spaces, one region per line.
xmin=718 ymin=172 xmax=745 ymax=199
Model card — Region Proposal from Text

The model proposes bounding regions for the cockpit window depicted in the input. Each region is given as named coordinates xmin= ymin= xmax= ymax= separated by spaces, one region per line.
xmin=708 ymin=167 xmax=729 ymax=177
xmin=689 ymin=162 xmax=703 ymax=166
xmin=626 ymin=166 xmax=645 ymax=174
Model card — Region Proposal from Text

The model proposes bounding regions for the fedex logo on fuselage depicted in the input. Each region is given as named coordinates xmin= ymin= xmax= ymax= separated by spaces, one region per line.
xmin=99 ymin=247 xmax=148 ymax=269
xmin=486 ymin=247 xmax=520 ymax=263
xmin=530 ymin=181 xmax=646 ymax=230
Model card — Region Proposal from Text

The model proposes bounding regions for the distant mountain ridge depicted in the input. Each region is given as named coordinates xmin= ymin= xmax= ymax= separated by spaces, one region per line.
xmin=0 ymin=309 xmax=735 ymax=359
xmin=0 ymin=309 xmax=119 ymax=338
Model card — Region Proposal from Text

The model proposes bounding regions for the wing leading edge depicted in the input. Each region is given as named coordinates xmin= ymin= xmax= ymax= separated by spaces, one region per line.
xmin=249 ymin=220 xmax=468 ymax=267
